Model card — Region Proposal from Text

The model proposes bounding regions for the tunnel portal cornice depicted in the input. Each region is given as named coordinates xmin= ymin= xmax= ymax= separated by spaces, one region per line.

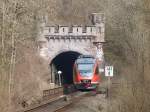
xmin=41 ymin=24 xmax=104 ymax=42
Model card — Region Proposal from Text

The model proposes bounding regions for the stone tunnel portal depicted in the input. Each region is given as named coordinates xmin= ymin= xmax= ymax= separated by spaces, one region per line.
xmin=50 ymin=51 xmax=81 ymax=86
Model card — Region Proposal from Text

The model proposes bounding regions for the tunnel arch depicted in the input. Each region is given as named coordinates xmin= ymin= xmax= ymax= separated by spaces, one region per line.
xmin=50 ymin=51 xmax=82 ymax=86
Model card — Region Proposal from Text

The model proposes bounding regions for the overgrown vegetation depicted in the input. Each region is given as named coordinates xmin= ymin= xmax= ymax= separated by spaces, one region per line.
xmin=0 ymin=0 xmax=49 ymax=111
xmin=104 ymin=0 xmax=150 ymax=112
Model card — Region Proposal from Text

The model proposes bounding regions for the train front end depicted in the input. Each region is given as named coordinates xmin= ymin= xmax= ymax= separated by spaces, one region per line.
xmin=73 ymin=55 xmax=100 ymax=90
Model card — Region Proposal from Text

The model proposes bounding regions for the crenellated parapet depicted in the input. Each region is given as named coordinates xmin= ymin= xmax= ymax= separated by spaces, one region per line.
xmin=37 ymin=13 xmax=105 ymax=60
xmin=44 ymin=25 xmax=98 ymax=35
xmin=38 ymin=13 xmax=105 ymax=43
xmin=42 ymin=25 xmax=104 ymax=42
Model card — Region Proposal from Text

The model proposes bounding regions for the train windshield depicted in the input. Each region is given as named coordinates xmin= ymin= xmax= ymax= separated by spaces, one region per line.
xmin=77 ymin=64 xmax=94 ymax=77
xmin=76 ymin=57 xmax=95 ymax=77
xmin=77 ymin=57 xmax=95 ymax=77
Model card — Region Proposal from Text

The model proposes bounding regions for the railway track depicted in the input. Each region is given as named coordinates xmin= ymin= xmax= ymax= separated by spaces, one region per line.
xmin=23 ymin=91 xmax=90 ymax=112
xmin=19 ymin=83 xmax=108 ymax=112
xmin=53 ymin=92 xmax=92 ymax=112
xmin=32 ymin=81 xmax=139 ymax=112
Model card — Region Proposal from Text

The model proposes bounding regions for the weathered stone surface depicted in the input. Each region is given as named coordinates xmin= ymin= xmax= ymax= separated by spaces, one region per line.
xmin=37 ymin=13 xmax=105 ymax=62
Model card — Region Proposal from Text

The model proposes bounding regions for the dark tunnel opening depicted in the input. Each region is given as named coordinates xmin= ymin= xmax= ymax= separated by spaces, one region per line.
xmin=50 ymin=51 xmax=81 ymax=85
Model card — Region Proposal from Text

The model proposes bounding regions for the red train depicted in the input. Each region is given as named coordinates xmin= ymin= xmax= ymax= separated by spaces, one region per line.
xmin=73 ymin=55 xmax=101 ymax=90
